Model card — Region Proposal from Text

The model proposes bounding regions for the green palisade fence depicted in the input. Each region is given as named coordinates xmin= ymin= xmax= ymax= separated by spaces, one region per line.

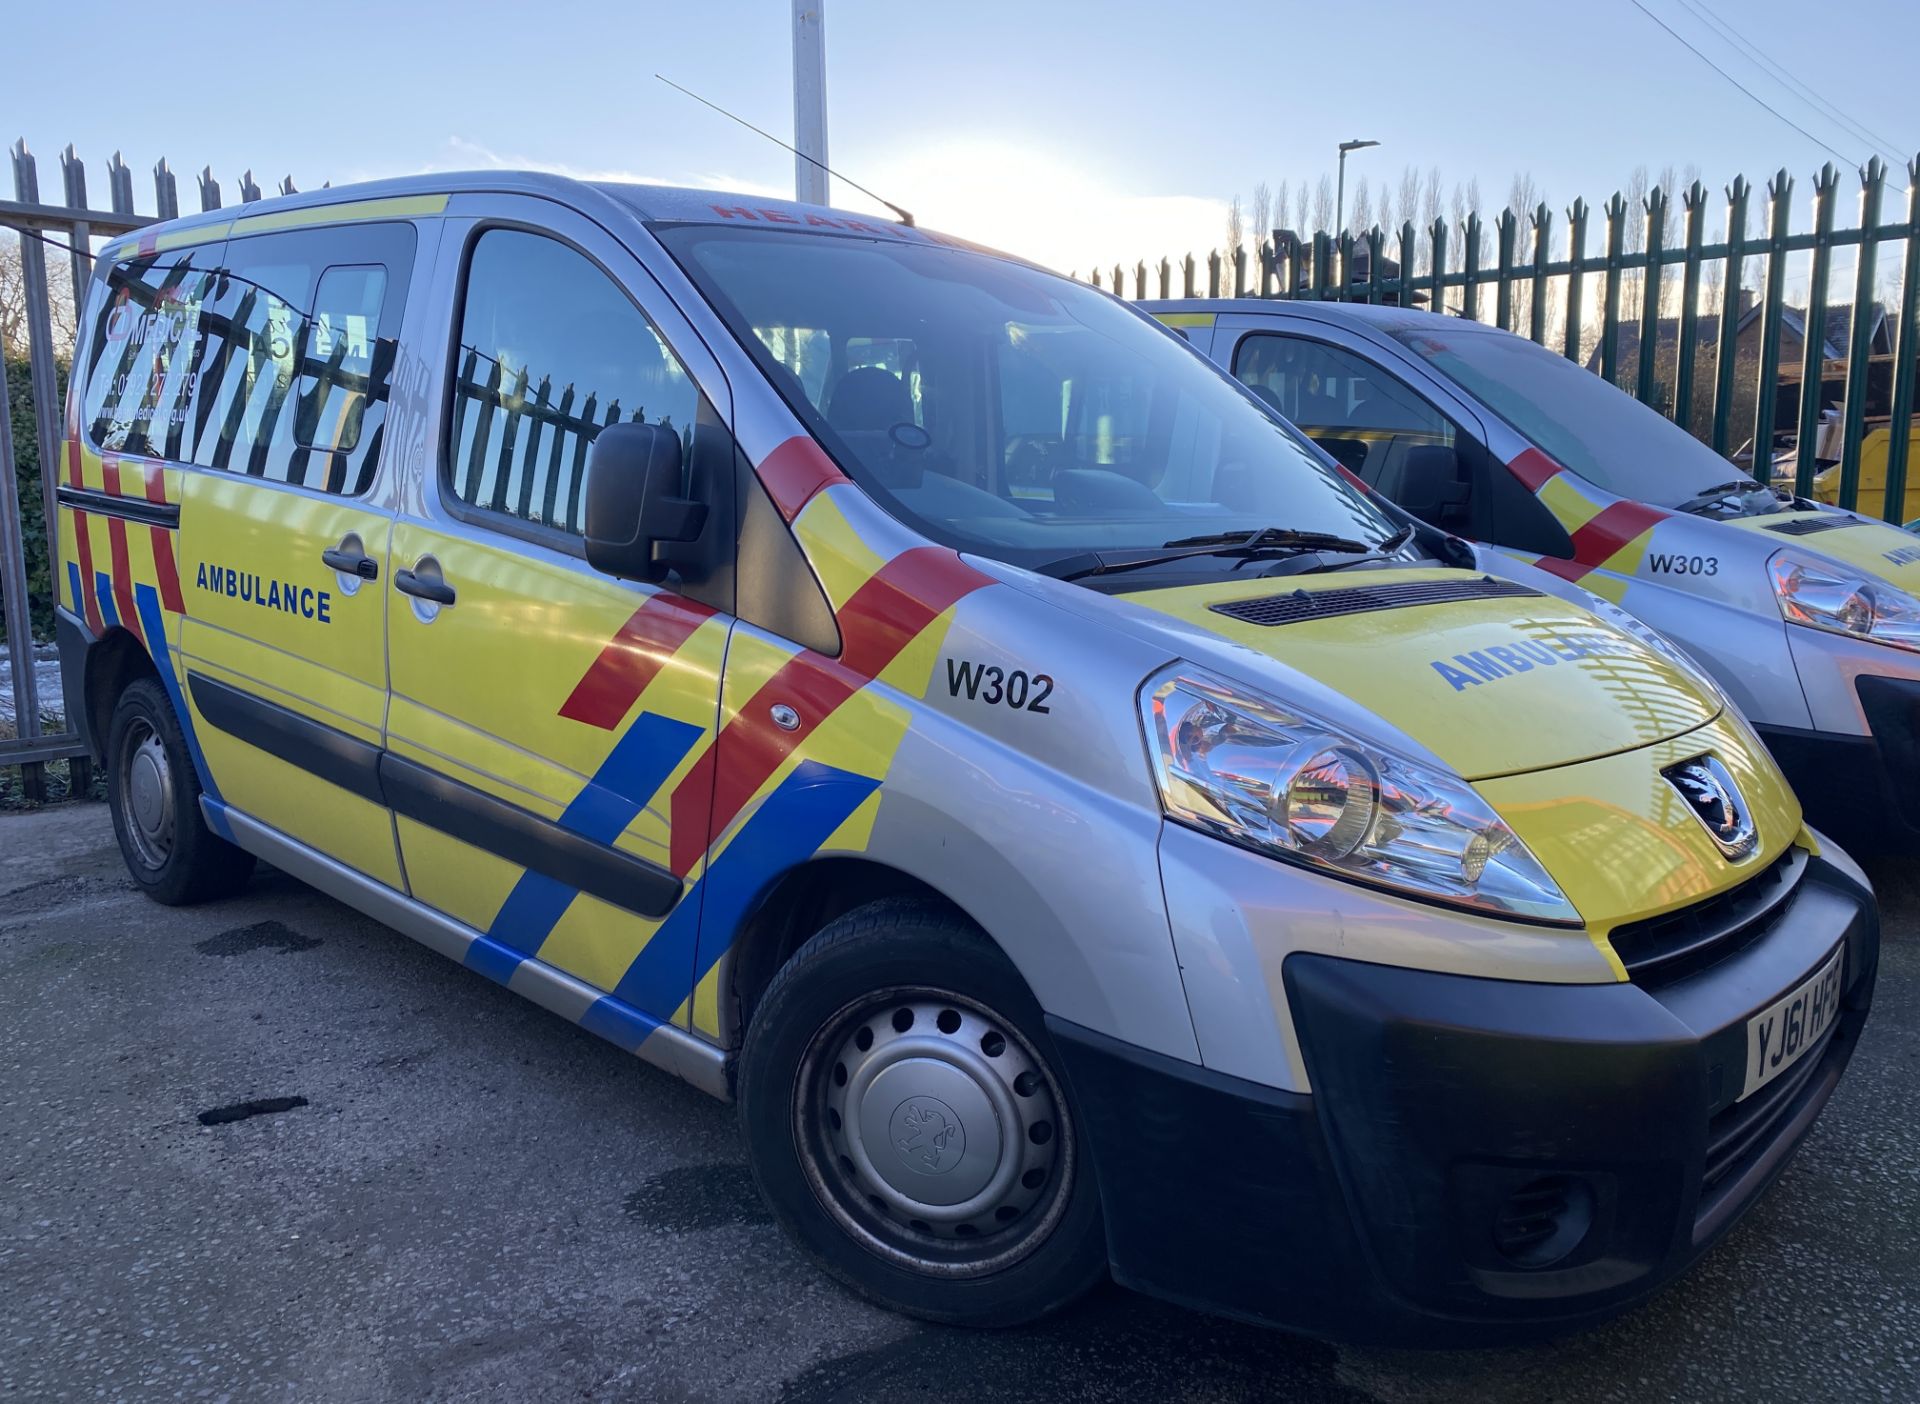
xmin=1099 ymin=157 xmax=1920 ymax=525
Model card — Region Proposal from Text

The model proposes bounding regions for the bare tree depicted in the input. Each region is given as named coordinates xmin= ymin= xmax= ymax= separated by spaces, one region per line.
xmin=1294 ymin=181 xmax=1309 ymax=235
xmin=1507 ymin=171 xmax=1557 ymax=340
xmin=1350 ymin=176 xmax=1372 ymax=235
xmin=0 ymin=234 xmax=78 ymax=362
xmin=1251 ymin=181 xmax=1273 ymax=251
xmin=1310 ymin=175 xmax=1334 ymax=235
xmin=1377 ymin=186 xmax=1397 ymax=241
xmin=1226 ymin=195 xmax=1245 ymax=274
xmin=1397 ymin=165 xmax=1422 ymax=237
xmin=1419 ymin=167 xmax=1442 ymax=275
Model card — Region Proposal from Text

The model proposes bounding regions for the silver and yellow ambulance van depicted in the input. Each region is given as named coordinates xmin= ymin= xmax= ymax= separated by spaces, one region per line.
xmin=1153 ymin=298 xmax=1920 ymax=854
xmin=56 ymin=175 xmax=1876 ymax=1343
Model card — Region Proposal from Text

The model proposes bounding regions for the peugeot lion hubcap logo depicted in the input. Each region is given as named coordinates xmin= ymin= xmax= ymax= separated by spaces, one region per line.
xmin=1663 ymin=755 xmax=1758 ymax=860
xmin=890 ymin=1098 xmax=964 ymax=1174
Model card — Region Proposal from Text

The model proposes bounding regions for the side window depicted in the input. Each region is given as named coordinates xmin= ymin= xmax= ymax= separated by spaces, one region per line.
xmin=81 ymin=248 xmax=219 ymax=462
xmin=1232 ymin=332 xmax=1453 ymax=483
xmin=448 ymin=229 xmax=699 ymax=536
xmin=194 ymin=222 xmax=414 ymax=495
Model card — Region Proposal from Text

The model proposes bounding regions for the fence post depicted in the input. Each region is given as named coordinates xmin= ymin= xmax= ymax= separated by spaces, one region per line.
xmin=1675 ymin=181 xmax=1708 ymax=431
xmin=1310 ymin=233 xmax=1331 ymax=300
xmin=1564 ymin=199 xmax=1589 ymax=360
xmin=1791 ymin=164 xmax=1840 ymax=497
xmin=1636 ymin=185 xmax=1667 ymax=404
xmin=1711 ymin=176 xmax=1752 ymax=455
xmin=197 ymin=165 xmax=221 ymax=211
xmin=1366 ymin=228 xmax=1384 ymax=306
xmin=1530 ymin=203 xmax=1552 ymax=344
xmin=107 ymin=150 xmax=133 ymax=217
xmin=1207 ymin=250 xmax=1222 ymax=298
xmin=1091 ymin=267 xmax=1102 ymax=291
xmin=239 ymin=169 xmax=262 ymax=203
xmin=1460 ymin=211 xmax=1482 ymax=321
xmin=1881 ymin=158 xmax=1920 ymax=525
xmin=1335 ymin=233 xmax=1353 ymax=302
xmin=1599 ymin=191 xmax=1627 ymax=383
xmin=1494 ymin=209 xmax=1516 ymax=330
xmin=1111 ymin=264 xmax=1124 ymax=297
xmin=1427 ymin=218 xmax=1447 ymax=314
xmin=1233 ymin=245 xmax=1248 ymax=297
xmin=1398 ymin=221 xmax=1417 ymax=310
xmin=1751 ymin=169 xmax=1795 ymax=483
xmin=1135 ymin=261 xmax=1147 ymax=300
xmin=1182 ymin=253 xmax=1196 ymax=298
xmin=1258 ymin=240 xmax=1275 ymax=297
xmin=0 ymin=323 xmax=45 ymax=799
xmin=1158 ymin=256 xmax=1171 ymax=299
xmin=10 ymin=141 xmax=65 ymax=762
xmin=59 ymin=145 xmax=91 ymax=321
xmin=1838 ymin=159 xmax=1886 ymax=513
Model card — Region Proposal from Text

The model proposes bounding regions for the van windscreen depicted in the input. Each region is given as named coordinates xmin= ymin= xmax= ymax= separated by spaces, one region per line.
xmin=657 ymin=226 xmax=1396 ymax=567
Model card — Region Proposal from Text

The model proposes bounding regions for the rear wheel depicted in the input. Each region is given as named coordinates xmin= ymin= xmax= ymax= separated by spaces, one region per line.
xmin=738 ymin=899 xmax=1106 ymax=1326
xmin=106 ymin=676 xmax=254 ymax=905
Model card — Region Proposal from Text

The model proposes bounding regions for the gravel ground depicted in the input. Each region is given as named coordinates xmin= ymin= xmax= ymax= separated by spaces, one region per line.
xmin=2 ymin=801 xmax=1915 ymax=1402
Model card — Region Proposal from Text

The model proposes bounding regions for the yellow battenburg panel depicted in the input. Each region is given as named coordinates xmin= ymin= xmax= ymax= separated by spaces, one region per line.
xmin=1477 ymin=712 xmax=1801 ymax=977
xmin=1125 ymin=568 xmax=1722 ymax=781
xmin=792 ymin=490 xmax=890 ymax=612
xmin=391 ymin=818 xmax=524 ymax=933
xmin=179 ymin=621 xmax=386 ymax=745
xmin=1538 ymin=474 xmax=1606 ymax=535
xmin=534 ymin=889 xmax=675 ymax=996
xmin=228 ymin=194 xmax=449 ymax=236
xmin=1153 ymin=312 xmax=1216 ymax=328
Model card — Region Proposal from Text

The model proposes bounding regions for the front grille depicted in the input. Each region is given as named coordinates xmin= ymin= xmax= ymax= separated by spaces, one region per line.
xmin=1764 ymin=515 xmax=1861 ymax=536
xmin=1608 ymin=847 xmax=1807 ymax=985
xmin=1208 ymin=575 xmax=1539 ymax=628
xmin=1698 ymin=1026 xmax=1839 ymax=1219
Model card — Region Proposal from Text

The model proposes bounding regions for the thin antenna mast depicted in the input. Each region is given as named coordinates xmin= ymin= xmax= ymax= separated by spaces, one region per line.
xmin=655 ymin=73 xmax=916 ymax=227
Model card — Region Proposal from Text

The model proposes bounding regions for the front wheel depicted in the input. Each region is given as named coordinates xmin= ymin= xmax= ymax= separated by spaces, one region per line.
xmin=738 ymin=899 xmax=1107 ymax=1327
xmin=106 ymin=675 xmax=254 ymax=905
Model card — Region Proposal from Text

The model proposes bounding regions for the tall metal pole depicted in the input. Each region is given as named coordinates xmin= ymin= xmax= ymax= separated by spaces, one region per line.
xmin=1336 ymin=150 xmax=1347 ymax=238
xmin=793 ymin=1 xmax=829 ymax=205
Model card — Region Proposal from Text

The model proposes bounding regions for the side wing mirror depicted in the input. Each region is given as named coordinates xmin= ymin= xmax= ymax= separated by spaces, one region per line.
xmin=583 ymin=422 xmax=708 ymax=582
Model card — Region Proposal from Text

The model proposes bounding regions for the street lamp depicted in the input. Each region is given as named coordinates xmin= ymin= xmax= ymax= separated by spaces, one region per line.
xmin=1335 ymin=138 xmax=1380 ymax=237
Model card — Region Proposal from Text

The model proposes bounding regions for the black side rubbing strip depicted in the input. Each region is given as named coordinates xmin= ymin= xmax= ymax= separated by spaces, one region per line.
xmin=187 ymin=672 xmax=385 ymax=803
xmin=56 ymin=484 xmax=180 ymax=529
xmin=1210 ymin=575 xmax=1540 ymax=628
xmin=378 ymin=753 xmax=682 ymax=920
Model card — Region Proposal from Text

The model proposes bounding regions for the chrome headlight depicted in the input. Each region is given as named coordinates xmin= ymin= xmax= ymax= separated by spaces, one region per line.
xmin=1770 ymin=550 xmax=1920 ymax=653
xmin=1140 ymin=665 xmax=1580 ymax=925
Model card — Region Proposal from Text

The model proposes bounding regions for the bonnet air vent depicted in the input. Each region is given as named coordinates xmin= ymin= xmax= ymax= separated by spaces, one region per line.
xmin=1764 ymin=515 xmax=1861 ymax=536
xmin=1208 ymin=575 xmax=1541 ymax=628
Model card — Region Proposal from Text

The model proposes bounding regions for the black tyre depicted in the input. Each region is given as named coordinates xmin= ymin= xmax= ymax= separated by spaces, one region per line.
xmin=105 ymin=675 xmax=255 ymax=905
xmin=738 ymin=898 xmax=1107 ymax=1327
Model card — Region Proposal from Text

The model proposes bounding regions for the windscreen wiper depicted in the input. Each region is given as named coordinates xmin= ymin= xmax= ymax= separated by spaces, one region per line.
xmin=1035 ymin=526 xmax=1379 ymax=583
xmin=1674 ymin=479 xmax=1777 ymax=515
xmin=1290 ymin=522 xmax=1419 ymax=574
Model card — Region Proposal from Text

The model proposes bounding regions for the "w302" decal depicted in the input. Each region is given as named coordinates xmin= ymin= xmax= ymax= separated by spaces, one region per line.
xmin=945 ymin=658 xmax=1053 ymax=713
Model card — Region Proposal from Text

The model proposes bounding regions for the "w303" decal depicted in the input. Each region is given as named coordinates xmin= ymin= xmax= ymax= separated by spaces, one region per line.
xmin=945 ymin=658 xmax=1053 ymax=713
xmin=1647 ymin=552 xmax=1718 ymax=576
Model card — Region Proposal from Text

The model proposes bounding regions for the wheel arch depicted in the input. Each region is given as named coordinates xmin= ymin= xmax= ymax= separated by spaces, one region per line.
xmin=721 ymin=855 xmax=985 ymax=1050
xmin=82 ymin=624 xmax=158 ymax=759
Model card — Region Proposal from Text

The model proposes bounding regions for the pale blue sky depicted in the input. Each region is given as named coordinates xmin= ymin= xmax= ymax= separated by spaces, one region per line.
xmin=7 ymin=0 xmax=1918 ymax=273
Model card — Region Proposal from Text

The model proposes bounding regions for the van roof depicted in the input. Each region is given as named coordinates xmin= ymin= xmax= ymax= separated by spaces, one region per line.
xmin=1143 ymin=297 xmax=1472 ymax=336
xmin=102 ymin=169 xmax=981 ymax=258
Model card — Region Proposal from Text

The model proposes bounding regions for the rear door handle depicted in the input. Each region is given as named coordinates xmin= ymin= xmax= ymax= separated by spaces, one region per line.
xmin=321 ymin=546 xmax=379 ymax=580
xmin=394 ymin=568 xmax=457 ymax=606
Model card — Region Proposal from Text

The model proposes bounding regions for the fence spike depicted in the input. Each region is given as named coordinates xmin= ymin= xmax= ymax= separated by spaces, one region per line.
xmin=239 ymin=169 xmax=262 ymax=203
xmin=279 ymin=174 xmax=298 ymax=196
xmin=198 ymin=164 xmax=221 ymax=212
xmin=107 ymin=150 xmax=133 ymax=215
xmin=153 ymin=157 xmax=178 ymax=220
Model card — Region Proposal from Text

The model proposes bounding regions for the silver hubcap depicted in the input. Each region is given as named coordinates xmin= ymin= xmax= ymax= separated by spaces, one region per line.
xmin=798 ymin=989 xmax=1070 ymax=1277
xmin=119 ymin=720 xmax=174 ymax=870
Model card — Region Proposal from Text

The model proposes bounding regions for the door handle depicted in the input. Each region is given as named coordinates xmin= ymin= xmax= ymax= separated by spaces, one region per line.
xmin=394 ymin=568 xmax=457 ymax=606
xmin=321 ymin=546 xmax=379 ymax=580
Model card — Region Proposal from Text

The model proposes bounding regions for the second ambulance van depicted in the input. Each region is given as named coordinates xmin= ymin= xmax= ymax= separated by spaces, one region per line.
xmin=55 ymin=174 xmax=1875 ymax=1342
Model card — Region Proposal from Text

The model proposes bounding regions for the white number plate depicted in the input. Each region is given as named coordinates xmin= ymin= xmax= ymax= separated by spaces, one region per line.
xmin=1742 ymin=945 xmax=1844 ymax=1101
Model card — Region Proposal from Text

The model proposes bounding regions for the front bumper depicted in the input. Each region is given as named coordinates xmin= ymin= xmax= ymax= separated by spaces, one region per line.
xmin=1051 ymin=847 xmax=1877 ymax=1345
xmin=1759 ymin=675 xmax=1920 ymax=851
